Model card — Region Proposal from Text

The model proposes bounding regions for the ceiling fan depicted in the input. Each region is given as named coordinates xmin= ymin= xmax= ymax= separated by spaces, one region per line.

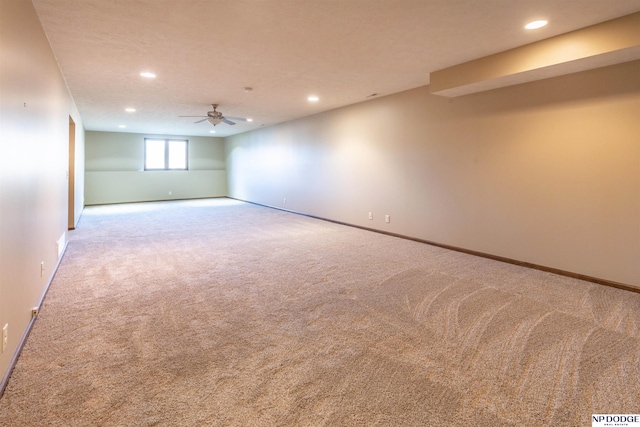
xmin=179 ymin=104 xmax=248 ymax=126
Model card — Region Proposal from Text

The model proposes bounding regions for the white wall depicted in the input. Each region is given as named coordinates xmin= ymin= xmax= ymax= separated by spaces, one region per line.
xmin=0 ymin=0 xmax=85 ymax=385
xmin=226 ymin=61 xmax=640 ymax=288
xmin=85 ymin=131 xmax=227 ymax=205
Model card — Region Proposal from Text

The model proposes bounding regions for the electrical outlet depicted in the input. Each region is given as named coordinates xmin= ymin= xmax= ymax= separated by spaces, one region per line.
xmin=368 ymin=212 xmax=373 ymax=220
xmin=283 ymin=198 xmax=287 ymax=204
xmin=40 ymin=261 xmax=44 ymax=277
xmin=385 ymin=215 xmax=390 ymax=223
xmin=2 ymin=324 xmax=7 ymax=353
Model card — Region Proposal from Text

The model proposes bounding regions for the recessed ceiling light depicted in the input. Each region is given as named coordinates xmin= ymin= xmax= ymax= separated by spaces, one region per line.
xmin=209 ymin=130 xmax=216 ymax=134
xmin=308 ymin=95 xmax=319 ymax=102
xmin=118 ymin=125 xmax=126 ymax=128
xmin=125 ymin=107 xmax=136 ymax=112
xmin=140 ymin=72 xmax=156 ymax=78
xmin=525 ymin=20 xmax=548 ymax=30
xmin=247 ymin=118 xmax=253 ymax=122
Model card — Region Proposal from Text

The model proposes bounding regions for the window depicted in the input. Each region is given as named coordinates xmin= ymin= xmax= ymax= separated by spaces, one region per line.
xmin=144 ymin=139 xmax=188 ymax=170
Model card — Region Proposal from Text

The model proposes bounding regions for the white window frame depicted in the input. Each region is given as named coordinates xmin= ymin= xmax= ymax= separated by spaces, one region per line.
xmin=144 ymin=138 xmax=188 ymax=171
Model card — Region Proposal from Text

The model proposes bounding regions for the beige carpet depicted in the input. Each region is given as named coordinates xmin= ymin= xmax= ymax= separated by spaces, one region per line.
xmin=1 ymin=198 xmax=638 ymax=426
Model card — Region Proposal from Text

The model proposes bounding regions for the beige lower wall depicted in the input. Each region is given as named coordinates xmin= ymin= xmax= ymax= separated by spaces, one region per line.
xmin=85 ymin=171 xmax=227 ymax=205
xmin=226 ymin=61 xmax=640 ymax=288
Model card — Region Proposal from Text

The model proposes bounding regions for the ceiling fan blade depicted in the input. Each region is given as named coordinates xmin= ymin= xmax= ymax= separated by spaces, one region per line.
xmin=179 ymin=115 xmax=207 ymax=117
xmin=225 ymin=116 xmax=247 ymax=122
xmin=221 ymin=118 xmax=236 ymax=125
xmin=194 ymin=118 xmax=208 ymax=123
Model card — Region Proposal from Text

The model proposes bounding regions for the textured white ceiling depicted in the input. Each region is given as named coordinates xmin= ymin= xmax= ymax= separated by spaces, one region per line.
xmin=32 ymin=0 xmax=640 ymax=137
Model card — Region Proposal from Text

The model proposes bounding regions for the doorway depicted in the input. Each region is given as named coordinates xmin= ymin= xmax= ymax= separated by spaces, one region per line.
xmin=68 ymin=116 xmax=75 ymax=230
